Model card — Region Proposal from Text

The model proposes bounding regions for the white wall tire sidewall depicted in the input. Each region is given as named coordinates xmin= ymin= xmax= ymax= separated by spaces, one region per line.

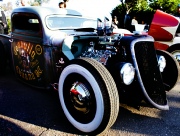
xmin=59 ymin=64 xmax=104 ymax=132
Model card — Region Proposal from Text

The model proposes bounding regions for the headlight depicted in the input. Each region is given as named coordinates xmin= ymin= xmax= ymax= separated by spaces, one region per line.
xmin=158 ymin=56 xmax=166 ymax=72
xmin=120 ymin=63 xmax=135 ymax=85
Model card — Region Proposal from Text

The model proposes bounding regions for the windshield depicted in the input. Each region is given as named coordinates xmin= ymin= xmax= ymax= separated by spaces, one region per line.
xmin=46 ymin=15 xmax=97 ymax=30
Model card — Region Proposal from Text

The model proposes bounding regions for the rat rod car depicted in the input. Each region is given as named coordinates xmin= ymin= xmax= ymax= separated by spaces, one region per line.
xmin=0 ymin=7 xmax=179 ymax=135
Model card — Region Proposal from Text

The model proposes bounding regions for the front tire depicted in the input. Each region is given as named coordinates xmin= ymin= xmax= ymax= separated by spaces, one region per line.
xmin=156 ymin=50 xmax=180 ymax=91
xmin=58 ymin=58 xmax=119 ymax=135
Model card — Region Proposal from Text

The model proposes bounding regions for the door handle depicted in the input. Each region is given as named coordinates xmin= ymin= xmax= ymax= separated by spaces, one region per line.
xmin=9 ymin=39 xmax=13 ymax=42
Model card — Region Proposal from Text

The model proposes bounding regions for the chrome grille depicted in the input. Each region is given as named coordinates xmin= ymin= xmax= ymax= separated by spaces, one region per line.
xmin=133 ymin=41 xmax=167 ymax=105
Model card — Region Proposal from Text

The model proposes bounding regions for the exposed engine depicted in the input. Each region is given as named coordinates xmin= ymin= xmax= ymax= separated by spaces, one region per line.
xmin=81 ymin=36 xmax=121 ymax=65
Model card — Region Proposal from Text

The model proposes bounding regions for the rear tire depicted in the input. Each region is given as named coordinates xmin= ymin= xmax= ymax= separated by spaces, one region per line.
xmin=156 ymin=50 xmax=180 ymax=91
xmin=58 ymin=57 xmax=119 ymax=135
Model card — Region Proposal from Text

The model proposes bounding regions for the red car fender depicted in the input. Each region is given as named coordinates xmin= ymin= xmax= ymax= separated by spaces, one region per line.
xmin=154 ymin=35 xmax=180 ymax=50
xmin=148 ymin=10 xmax=179 ymax=41
xmin=154 ymin=41 xmax=169 ymax=50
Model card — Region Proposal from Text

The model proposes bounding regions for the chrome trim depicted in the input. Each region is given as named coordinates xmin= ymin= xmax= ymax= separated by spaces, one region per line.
xmin=70 ymin=81 xmax=91 ymax=114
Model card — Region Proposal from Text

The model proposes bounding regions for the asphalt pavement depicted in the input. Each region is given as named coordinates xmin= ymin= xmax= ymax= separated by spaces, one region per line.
xmin=0 ymin=71 xmax=180 ymax=136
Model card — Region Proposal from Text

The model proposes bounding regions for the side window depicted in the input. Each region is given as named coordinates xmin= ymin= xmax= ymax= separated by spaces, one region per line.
xmin=12 ymin=13 xmax=42 ymax=37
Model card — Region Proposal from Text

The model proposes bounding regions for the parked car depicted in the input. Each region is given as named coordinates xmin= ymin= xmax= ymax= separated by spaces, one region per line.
xmin=114 ymin=10 xmax=180 ymax=67
xmin=0 ymin=7 xmax=179 ymax=135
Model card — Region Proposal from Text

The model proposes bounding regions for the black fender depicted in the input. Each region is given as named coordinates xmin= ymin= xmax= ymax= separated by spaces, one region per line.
xmin=0 ymin=41 xmax=6 ymax=75
xmin=156 ymin=49 xmax=180 ymax=91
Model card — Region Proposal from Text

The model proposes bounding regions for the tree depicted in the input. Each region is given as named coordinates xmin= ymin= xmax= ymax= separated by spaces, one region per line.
xmin=149 ymin=0 xmax=180 ymax=14
xmin=0 ymin=2 xmax=13 ymax=12
xmin=111 ymin=0 xmax=149 ymax=28
xmin=33 ymin=0 xmax=50 ymax=5
xmin=112 ymin=0 xmax=180 ymax=28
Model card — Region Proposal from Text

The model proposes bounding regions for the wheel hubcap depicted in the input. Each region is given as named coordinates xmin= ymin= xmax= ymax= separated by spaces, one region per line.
xmin=70 ymin=81 xmax=91 ymax=114
xmin=172 ymin=52 xmax=180 ymax=65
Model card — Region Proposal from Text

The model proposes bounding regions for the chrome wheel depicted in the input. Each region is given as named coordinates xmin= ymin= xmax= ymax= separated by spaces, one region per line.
xmin=171 ymin=50 xmax=180 ymax=65
xmin=61 ymin=72 xmax=98 ymax=125
xmin=70 ymin=81 xmax=91 ymax=114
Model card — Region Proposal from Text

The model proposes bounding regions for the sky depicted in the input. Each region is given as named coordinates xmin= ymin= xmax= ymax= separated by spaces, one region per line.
xmin=0 ymin=0 xmax=121 ymax=19
xmin=42 ymin=0 xmax=121 ymax=20
xmin=44 ymin=0 xmax=121 ymax=19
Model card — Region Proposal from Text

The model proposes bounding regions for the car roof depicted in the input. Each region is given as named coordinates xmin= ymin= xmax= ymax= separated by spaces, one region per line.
xmin=12 ymin=6 xmax=83 ymax=17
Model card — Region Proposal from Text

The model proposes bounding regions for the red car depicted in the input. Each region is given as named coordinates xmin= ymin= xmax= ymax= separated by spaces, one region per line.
xmin=148 ymin=10 xmax=180 ymax=65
